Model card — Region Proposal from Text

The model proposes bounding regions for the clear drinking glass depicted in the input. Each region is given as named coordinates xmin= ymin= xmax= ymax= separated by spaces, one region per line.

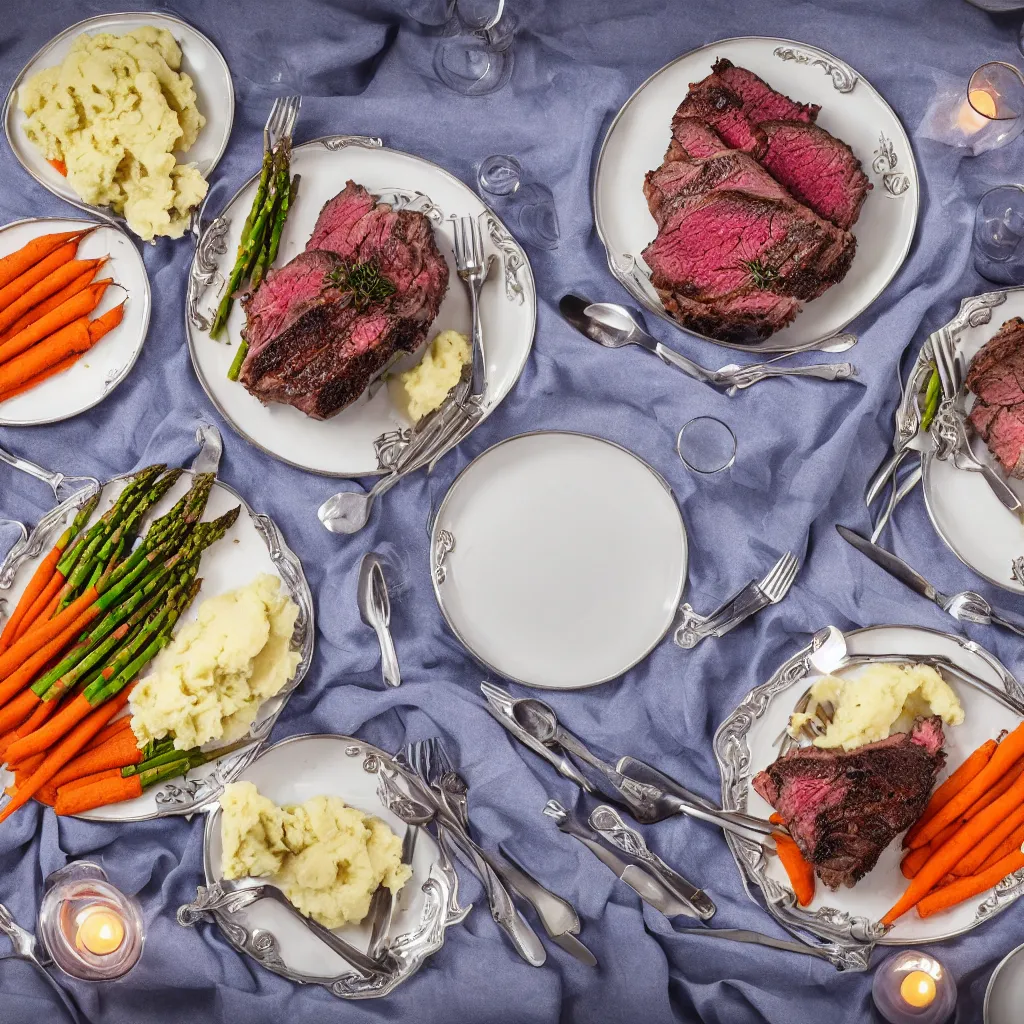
xmin=974 ymin=185 xmax=1024 ymax=283
xmin=433 ymin=0 xmax=515 ymax=97
xmin=676 ymin=417 xmax=737 ymax=475
xmin=477 ymin=155 xmax=560 ymax=250
xmin=959 ymin=62 xmax=1024 ymax=152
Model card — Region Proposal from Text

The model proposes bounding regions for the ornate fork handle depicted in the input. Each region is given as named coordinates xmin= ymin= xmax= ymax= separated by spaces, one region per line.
xmin=0 ymin=445 xmax=99 ymax=504
xmin=674 ymin=583 xmax=767 ymax=649
xmin=723 ymin=362 xmax=855 ymax=391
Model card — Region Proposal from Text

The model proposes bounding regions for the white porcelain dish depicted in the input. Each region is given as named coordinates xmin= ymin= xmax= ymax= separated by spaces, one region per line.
xmin=715 ymin=624 xmax=1024 ymax=964
xmin=986 ymin=941 xmax=1024 ymax=1024
xmin=430 ymin=431 xmax=689 ymax=690
xmin=3 ymin=11 xmax=233 ymax=235
xmin=594 ymin=36 xmax=918 ymax=352
xmin=200 ymin=734 xmax=466 ymax=999
xmin=186 ymin=137 xmax=536 ymax=477
xmin=0 ymin=466 xmax=314 ymax=820
xmin=918 ymin=287 xmax=1024 ymax=593
xmin=0 ymin=217 xmax=150 ymax=426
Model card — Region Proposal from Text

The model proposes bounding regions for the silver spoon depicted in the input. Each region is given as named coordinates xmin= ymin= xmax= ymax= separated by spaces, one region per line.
xmin=357 ymin=553 xmax=400 ymax=687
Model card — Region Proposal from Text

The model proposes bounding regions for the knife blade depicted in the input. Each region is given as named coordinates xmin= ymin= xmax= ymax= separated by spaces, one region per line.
xmin=548 ymin=931 xmax=599 ymax=966
xmin=836 ymin=524 xmax=939 ymax=603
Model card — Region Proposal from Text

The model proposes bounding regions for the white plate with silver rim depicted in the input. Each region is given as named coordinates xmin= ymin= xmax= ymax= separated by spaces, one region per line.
xmin=985 ymin=941 xmax=1024 ymax=1024
xmin=430 ymin=431 xmax=689 ymax=690
xmin=594 ymin=36 xmax=918 ymax=352
xmin=186 ymin=137 xmax=536 ymax=478
xmin=3 ymin=11 xmax=233 ymax=235
xmin=0 ymin=431 xmax=314 ymax=820
xmin=916 ymin=288 xmax=1024 ymax=594
xmin=0 ymin=217 xmax=151 ymax=426
xmin=715 ymin=624 xmax=1024 ymax=967
xmin=199 ymin=734 xmax=466 ymax=1000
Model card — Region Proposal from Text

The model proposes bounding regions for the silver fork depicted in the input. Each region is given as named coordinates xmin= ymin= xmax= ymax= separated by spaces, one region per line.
xmin=0 ymin=444 xmax=99 ymax=505
xmin=266 ymin=95 xmax=301 ymax=153
xmin=674 ymin=552 xmax=799 ymax=649
xmin=451 ymin=214 xmax=492 ymax=406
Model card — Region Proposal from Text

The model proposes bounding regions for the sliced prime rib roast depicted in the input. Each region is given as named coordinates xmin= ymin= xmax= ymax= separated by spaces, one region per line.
xmin=966 ymin=317 xmax=1024 ymax=478
xmin=753 ymin=717 xmax=946 ymax=890
xmin=239 ymin=181 xmax=449 ymax=420
xmin=710 ymin=58 xmax=820 ymax=124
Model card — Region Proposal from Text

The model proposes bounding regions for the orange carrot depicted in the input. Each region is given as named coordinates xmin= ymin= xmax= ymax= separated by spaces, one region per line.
xmin=0 ymin=256 xmax=105 ymax=338
xmin=58 ymin=766 xmax=120 ymax=794
xmin=883 ymin=768 xmax=1024 ymax=926
xmin=979 ymin=822 xmax=1024 ymax=872
xmin=80 ymin=716 xmax=132 ymax=755
xmin=901 ymin=844 xmax=934 ymax=880
xmin=0 ymin=353 xmax=83 ymax=404
xmin=88 ymin=300 xmax=125 ymax=344
xmin=55 ymin=772 xmax=141 ymax=816
xmin=0 ymin=281 xmax=112 ymax=366
xmin=0 ymin=586 xmax=98 ymax=681
xmin=0 ymin=545 xmax=62 ymax=655
xmin=9 ymin=752 xmax=46 ymax=777
xmin=34 ymin=788 xmax=54 ymax=808
xmin=13 ymin=694 xmax=58 ymax=738
xmin=775 ymin=833 xmax=815 ymax=905
xmin=0 ymin=318 xmax=91 ymax=399
xmin=917 ymin=849 xmax=1024 ymax=918
xmin=12 ymin=571 xmax=65 ymax=643
xmin=47 ymin=159 xmax=67 ymax=176
xmin=908 ymin=723 xmax=1024 ymax=849
xmin=4 ymin=694 xmax=93 ymax=764
xmin=0 ymin=690 xmax=41 ymax=737
xmin=45 ymin=730 xmax=142 ymax=791
xmin=0 ymin=603 xmax=97 ymax=709
xmin=956 ymin=801 xmax=1024 ymax=877
xmin=905 ymin=739 xmax=997 ymax=848
xmin=0 ymin=243 xmax=80 ymax=327
xmin=0 ymin=230 xmax=85 ymax=292
xmin=0 ymin=688 xmax=130 ymax=823
xmin=0 ymin=269 xmax=105 ymax=343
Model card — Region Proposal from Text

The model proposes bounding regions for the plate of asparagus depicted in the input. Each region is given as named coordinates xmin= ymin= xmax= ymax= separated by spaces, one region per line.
xmin=0 ymin=452 xmax=314 ymax=822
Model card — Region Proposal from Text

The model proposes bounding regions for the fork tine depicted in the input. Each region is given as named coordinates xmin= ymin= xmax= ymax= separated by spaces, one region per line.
xmin=758 ymin=552 xmax=790 ymax=592
xmin=767 ymin=555 xmax=798 ymax=602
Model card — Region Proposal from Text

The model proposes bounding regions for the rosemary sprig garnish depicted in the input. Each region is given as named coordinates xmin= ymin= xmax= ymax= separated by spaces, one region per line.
xmin=327 ymin=260 xmax=397 ymax=310
xmin=742 ymin=259 xmax=780 ymax=290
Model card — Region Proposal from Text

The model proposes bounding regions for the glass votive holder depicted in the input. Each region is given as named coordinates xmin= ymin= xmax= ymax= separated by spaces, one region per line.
xmin=676 ymin=416 xmax=737 ymax=475
xmin=38 ymin=862 xmax=144 ymax=981
xmin=477 ymin=154 xmax=560 ymax=250
xmin=958 ymin=62 xmax=1024 ymax=153
xmin=974 ymin=184 xmax=1024 ymax=284
xmin=872 ymin=951 xmax=956 ymax=1024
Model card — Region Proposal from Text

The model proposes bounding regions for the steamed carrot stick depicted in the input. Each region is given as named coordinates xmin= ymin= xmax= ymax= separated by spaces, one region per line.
xmin=47 ymin=159 xmax=67 ymax=177
xmin=0 ymin=230 xmax=85 ymax=292
xmin=0 ymin=243 xmax=80 ymax=325
xmin=0 ymin=587 xmax=99 ymax=683
xmin=58 ymin=765 xmax=120 ymax=795
xmin=34 ymin=788 xmax=54 ymax=807
xmin=909 ymin=723 xmax=1024 ymax=849
xmin=883 ymin=768 xmax=1024 ymax=926
xmin=87 ymin=300 xmax=125 ymax=344
xmin=45 ymin=731 xmax=142 ymax=791
xmin=0 ymin=353 xmax=82 ymax=404
xmin=0 ymin=269 xmax=105 ymax=343
xmin=956 ymin=801 xmax=1024 ymax=877
xmin=13 ymin=693 xmax=58 ymax=738
xmin=775 ymin=833 xmax=815 ymax=905
xmin=9 ymin=751 xmax=46 ymax=777
xmin=917 ymin=849 xmax=1024 ymax=919
xmin=0 ymin=690 xmax=41 ymax=737
xmin=901 ymin=844 xmax=934 ymax=880
xmin=55 ymin=772 xmax=141 ymax=816
xmin=0 ymin=545 xmax=62 ymax=655
xmin=0 ymin=256 xmax=104 ymax=337
xmin=979 ymin=822 xmax=1024 ymax=873
xmin=0 ymin=688 xmax=129 ymax=823
xmin=0 ymin=604 xmax=97 ymax=709
xmin=80 ymin=716 xmax=132 ymax=755
xmin=905 ymin=739 xmax=998 ymax=848
xmin=0 ymin=319 xmax=91 ymax=399
xmin=11 ymin=572 xmax=64 ymax=642
xmin=0 ymin=281 xmax=112 ymax=367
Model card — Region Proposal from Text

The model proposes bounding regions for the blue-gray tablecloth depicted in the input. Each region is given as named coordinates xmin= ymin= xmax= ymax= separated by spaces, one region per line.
xmin=2 ymin=1 xmax=1023 ymax=1020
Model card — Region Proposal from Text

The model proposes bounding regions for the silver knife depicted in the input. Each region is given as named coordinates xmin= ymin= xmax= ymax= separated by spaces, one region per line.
xmin=367 ymin=825 xmax=417 ymax=959
xmin=543 ymin=801 xmax=699 ymax=919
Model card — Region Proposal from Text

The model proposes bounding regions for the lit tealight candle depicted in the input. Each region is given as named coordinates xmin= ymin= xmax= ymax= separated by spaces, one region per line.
xmin=75 ymin=907 xmax=126 ymax=956
xmin=901 ymin=970 xmax=937 ymax=1009
xmin=970 ymin=88 xmax=998 ymax=119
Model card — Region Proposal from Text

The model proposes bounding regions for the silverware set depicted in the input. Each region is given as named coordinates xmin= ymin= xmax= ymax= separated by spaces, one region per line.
xmin=357 ymin=552 xmax=401 ymax=687
xmin=559 ymin=296 xmax=857 ymax=395
xmin=379 ymin=738 xmax=596 ymax=967
xmin=674 ymin=551 xmax=799 ymax=649
xmin=318 ymin=214 xmax=492 ymax=535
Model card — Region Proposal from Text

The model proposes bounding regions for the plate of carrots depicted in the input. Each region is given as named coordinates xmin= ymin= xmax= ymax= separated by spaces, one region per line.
xmin=0 ymin=217 xmax=149 ymax=426
xmin=717 ymin=624 xmax=1024 ymax=946
xmin=0 ymin=454 xmax=314 ymax=822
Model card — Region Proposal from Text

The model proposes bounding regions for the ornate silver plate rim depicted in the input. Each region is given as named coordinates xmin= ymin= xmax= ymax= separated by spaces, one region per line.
xmin=1 ymin=10 xmax=235 ymax=232
xmin=592 ymin=35 xmax=920 ymax=353
xmin=714 ymin=623 xmax=1024 ymax=958
xmin=429 ymin=429 xmax=690 ymax=690
xmin=199 ymin=733 xmax=467 ymax=1000
xmin=0 ymin=467 xmax=314 ymax=821
xmin=0 ymin=216 xmax=151 ymax=427
xmin=184 ymin=135 xmax=536 ymax=479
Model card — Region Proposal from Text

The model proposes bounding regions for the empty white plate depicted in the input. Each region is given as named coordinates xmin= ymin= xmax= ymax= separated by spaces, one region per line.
xmin=430 ymin=432 xmax=689 ymax=689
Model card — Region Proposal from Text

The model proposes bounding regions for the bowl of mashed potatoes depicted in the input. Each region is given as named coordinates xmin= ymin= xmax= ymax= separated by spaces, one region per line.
xmin=4 ymin=13 xmax=234 ymax=241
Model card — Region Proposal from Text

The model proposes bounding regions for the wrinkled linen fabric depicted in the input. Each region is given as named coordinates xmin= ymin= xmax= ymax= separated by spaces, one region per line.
xmin=0 ymin=0 xmax=1022 ymax=1021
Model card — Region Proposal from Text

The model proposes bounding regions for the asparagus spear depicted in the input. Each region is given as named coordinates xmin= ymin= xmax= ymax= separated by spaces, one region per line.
xmin=920 ymin=363 xmax=941 ymax=432
xmin=123 ymin=735 xmax=256 ymax=779
xmin=266 ymin=172 xmax=299 ymax=270
xmin=250 ymin=149 xmax=291 ymax=290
